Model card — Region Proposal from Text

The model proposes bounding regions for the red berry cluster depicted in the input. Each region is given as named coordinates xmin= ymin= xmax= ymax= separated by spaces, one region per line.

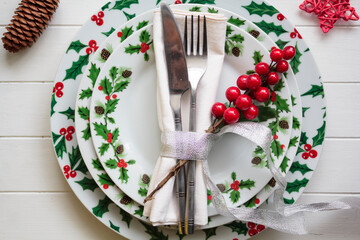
xmin=211 ymin=46 xmax=296 ymax=124
xmin=59 ymin=126 xmax=75 ymax=141
xmin=107 ymin=133 xmax=113 ymax=143
xmin=91 ymin=11 xmax=104 ymax=26
xmin=98 ymin=86 xmax=117 ymax=100
xmin=277 ymin=13 xmax=285 ymax=21
xmin=174 ymin=0 xmax=182 ymax=4
xmin=117 ymin=159 xmax=128 ymax=168
xmin=230 ymin=180 xmax=240 ymax=191
xmin=302 ymin=144 xmax=318 ymax=160
xmin=140 ymin=42 xmax=150 ymax=53
xmin=86 ymin=40 xmax=99 ymax=55
xmin=290 ymin=28 xmax=302 ymax=39
xmin=103 ymin=184 xmax=109 ymax=189
xmin=53 ymin=82 xmax=64 ymax=98
xmin=247 ymin=222 xmax=265 ymax=236
xmin=63 ymin=165 xmax=77 ymax=179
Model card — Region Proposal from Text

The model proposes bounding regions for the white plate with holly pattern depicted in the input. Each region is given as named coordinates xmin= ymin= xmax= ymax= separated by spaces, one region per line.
xmin=51 ymin=0 xmax=325 ymax=239
xmin=89 ymin=23 xmax=293 ymax=210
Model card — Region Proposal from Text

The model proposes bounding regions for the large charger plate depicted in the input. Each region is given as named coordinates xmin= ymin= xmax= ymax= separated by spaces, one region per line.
xmin=51 ymin=0 xmax=326 ymax=239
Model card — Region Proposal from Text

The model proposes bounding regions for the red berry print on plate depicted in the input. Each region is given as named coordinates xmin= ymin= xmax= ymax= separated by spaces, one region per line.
xmin=97 ymin=11 xmax=104 ymax=18
xmin=117 ymin=32 xmax=123 ymax=38
xmin=277 ymin=13 xmax=285 ymax=21
xmin=309 ymin=149 xmax=318 ymax=158
xmin=290 ymin=32 xmax=297 ymax=38
xmin=91 ymin=11 xmax=104 ymax=26
xmin=103 ymin=184 xmax=109 ymax=189
xmin=256 ymin=224 xmax=265 ymax=232
xmin=112 ymin=94 xmax=117 ymax=99
xmin=56 ymin=90 xmax=63 ymax=98
xmin=175 ymin=0 xmax=182 ymax=4
xmin=304 ymin=144 xmax=312 ymax=151
xmin=248 ymin=228 xmax=258 ymax=236
xmin=105 ymin=95 xmax=110 ymax=101
xmin=281 ymin=144 xmax=285 ymax=150
xmin=247 ymin=222 xmax=256 ymax=229
xmin=302 ymin=152 xmax=310 ymax=160
xmin=63 ymin=165 xmax=70 ymax=173
xmin=65 ymin=172 xmax=70 ymax=179
xmin=66 ymin=134 xmax=73 ymax=141
xmin=59 ymin=128 xmax=67 ymax=135
xmin=55 ymin=82 xmax=64 ymax=90
xmin=67 ymin=126 xmax=75 ymax=134
xmin=273 ymin=134 xmax=278 ymax=140
xmin=140 ymin=42 xmax=150 ymax=53
xmin=254 ymin=198 xmax=260 ymax=204
xmin=98 ymin=86 xmax=103 ymax=91
xmin=70 ymin=170 xmax=77 ymax=178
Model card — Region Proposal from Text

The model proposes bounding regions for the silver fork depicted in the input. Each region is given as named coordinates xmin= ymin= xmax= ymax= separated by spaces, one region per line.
xmin=184 ymin=15 xmax=208 ymax=235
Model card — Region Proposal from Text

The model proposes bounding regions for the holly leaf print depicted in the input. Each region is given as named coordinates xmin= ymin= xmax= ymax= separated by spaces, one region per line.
xmin=68 ymin=146 xmax=82 ymax=170
xmin=189 ymin=6 xmax=202 ymax=12
xmin=139 ymin=30 xmax=150 ymax=43
xmin=114 ymin=80 xmax=130 ymax=92
xmin=243 ymin=2 xmax=278 ymax=17
xmin=229 ymin=34 xmax=245 ymax=43
xmin=109 ymin=66 xmax=119 ymax=81
xmin=82 ymin=123 xmax=91 ymax=141
xmin=102 ymin=27 xmax=116 ymax=37
xmin=92 ymin=158 xmax=103 ymax=171
xmin=293 ymin=117 xmax=300 ymax=130
xmin=98 ymin=173 xmax=115 ymax=186
xmin=271 ymin=139 xmax=284 ymax=157
xmin=244 ymin=196 xmax=257 ymax=208
xmin=125 ymin=44 xmax=141 ymax=54
xmin=99 ymin=143 xmax=110 ymax=156
xmin=312 ymin=121 xmax=326 ymax=148
xmin=120 ymin=26 xmax=134 ymax=42
xmin=239 ymin=179 xmax=255 ymax=190
xmin=59 ymin=107 xmax=75 ymax=121
xmin=300 ymin=131 xmax=309 ymax=146
xmin=100 ymin=77 xmax=113 ymax=96
xmin=286 ymin=178 xmax=309 ymax=194
xmin=257 ymin=106 xmax=277 ymax=122
xmin=111 ymin=0 xmax=139 ymax=11
xmin=254 ymin=20 xmax=287 ymax=37
xmin=231 ymin=171 xmax=237 ymax=181
xmin=92 ymin=197 xmax=112 ymax=218
xmin=109 ymin=221 xmax=120 ymax=232
xmin=93 ymin=122 xmax=109 ymax=141
xmin=302 ymin=107 xmax=310 ymax=117
xmin=268 ymin=120 xmax=279 ymax=135
xmin=134 ymin=206 xmax=144 ymax=217
xmin=227 ymin=16 xmax=246 ymax=27
xmin=226 ymin=25 xmax=234 ymax=37
xmin=50 ymin=94 xmax=56 ymax=116
xmin=101 ymin=2 xmax=111 ymax=11
xmin=252 ymin=50 xmax=263 ymax=65
xmin=144 ymin=52 xmax=150 ymax=61
xmin=105 ymin=158 xmax=118 ymax=169
xmin=139 ymin=221 xmax=169 ymax=240
xmin=119 ymin=167 xmax=129 ymax=183
xmin=74 ymin=157 xmax=87 ymax=174
xmin=88 ymin=63 xmax=100 ymax=87
xmin=230 ymin=190 xmax=240 ymax=203
xmin=224 ymin=221 xmax=248 ymax=236
xmin=105 ymin=99 xmax=119 ymax=115
xmin=136 ymin=20 xmax=149 ymax=30
xmin=291 ymin=95 xmax=297 ymax=106
xmin=273 ymin=94 xmax=290 ymax=112
xmin=75 ymin=177 xmax=98 ymax=192
xmin=138 ymin=187 xmax=148 ymax=197
xmin=290 ymin=43 xmax=302 ymax=74
xmin=284 ymin=197 xmax=295 ymax=205
xmin=208 ymin=8 xmax=218 ymax=13
xmin=301 ymin=84 xmax=324 ymax=99
xmin=63 ymin=55 xmax=89 ymax=81
xmin=289 ymin=161 xmax=313 ymax=175
xmin=289 ymin=136 xmax=299 ymax=148
xmin=203 ymin=228 xmax=217 ymax=240
xmin=80 ymin=88 xmax=93 ymax=100
xmin=52 ymin=132 xmax=66 ymax=158
xmin=280 ymin=156 xmax=290 ymax=173
xmin=112 ymin=128 xmax=120 ymax=142
xmin=273 ymin=78 xmax=284 ymax=92
xmin=66 ymin=40 xmax=87 ymax=54
xmin=127 ymin=159 xmax=136 ymax=165
xmin=119 ymin=209 xmax=133 ymax=228
xmin=188 ymin=0 xmax=215 ymax=4
xmin=275 ymin=39 xmax=289 ymax=50
xmin=123 ymin=11 xmax=136 ymax=21
xmin=77 ymin=106 xmax=89 ymax=120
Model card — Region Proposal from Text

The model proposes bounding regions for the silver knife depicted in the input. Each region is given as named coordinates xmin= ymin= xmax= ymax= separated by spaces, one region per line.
xmin=161 ymin=3 xmax=190 ymax=234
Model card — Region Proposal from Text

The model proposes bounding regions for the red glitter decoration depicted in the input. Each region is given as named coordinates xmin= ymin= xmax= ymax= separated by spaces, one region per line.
xmin=299 ymin=0 xmax=359 ymax=33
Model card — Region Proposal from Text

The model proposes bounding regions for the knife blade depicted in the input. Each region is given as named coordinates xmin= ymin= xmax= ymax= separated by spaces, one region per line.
xmin=161 ymin=3 xmax=190 ymax=234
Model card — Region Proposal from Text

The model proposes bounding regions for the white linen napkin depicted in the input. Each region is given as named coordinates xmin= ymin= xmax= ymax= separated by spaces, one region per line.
xmin=143 ymin=9 xmax=227 ymax=227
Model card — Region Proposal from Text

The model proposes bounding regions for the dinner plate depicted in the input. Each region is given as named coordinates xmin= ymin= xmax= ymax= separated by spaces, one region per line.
xmin=51 ymin=1 xmax=325 ymax=239
xmin=89 ymin=23 xmax=292 ymax=210
xmin=74 ymin=3 xmax=303 ymax=225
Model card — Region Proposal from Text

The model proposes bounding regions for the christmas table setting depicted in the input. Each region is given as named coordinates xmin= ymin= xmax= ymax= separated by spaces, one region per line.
xmin=1 ymin=0 xmax=360 ymax=240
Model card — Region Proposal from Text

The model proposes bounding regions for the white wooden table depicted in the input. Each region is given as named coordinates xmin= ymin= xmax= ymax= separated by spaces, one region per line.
xmin=1 ymin=0 xmax=360 ymax=239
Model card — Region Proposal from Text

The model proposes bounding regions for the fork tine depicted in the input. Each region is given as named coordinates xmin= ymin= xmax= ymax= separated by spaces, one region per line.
xmin=203 ymin=16 xmax=208 ymax=56
xmin=184 ymin=16 xmax=188 ymax=55
xmin=191 ymin=15 xmax=194 ymax=55
xmin=196 ymin=15 xmax=200 ymax=56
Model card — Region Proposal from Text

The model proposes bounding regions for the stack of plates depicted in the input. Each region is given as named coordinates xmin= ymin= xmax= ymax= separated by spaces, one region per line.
xmin=50 ymin=0 xmax=326 ymax=239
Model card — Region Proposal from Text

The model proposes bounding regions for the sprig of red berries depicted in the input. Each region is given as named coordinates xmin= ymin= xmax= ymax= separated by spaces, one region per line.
xmin=247 ymin=222 xmax=266 ymax=236
xmin=211 ymin=46 xmax=296 ymax=126
xmin=59 ymin=126 xmax=75 ymax=141
xmin=53 ymin=82 xmax=64 ymax=98
xmin=63 ymin=164 xmax=77 ymax=179
xmin=302 ymin=143 xmax=318 ymax=160
xmin=91 ymin=11 xmax=104 ymax=26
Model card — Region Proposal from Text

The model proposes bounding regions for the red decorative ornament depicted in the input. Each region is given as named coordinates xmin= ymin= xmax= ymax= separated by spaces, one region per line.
xmin=299 ymin=0 xmax=359 ymax=33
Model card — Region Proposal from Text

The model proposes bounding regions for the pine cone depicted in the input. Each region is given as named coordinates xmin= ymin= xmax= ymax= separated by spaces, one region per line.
xmin=116 ymin=144 xmax=124 ymax=154
xmin=268 ymin=178 xmax=276 ymax=187
xmin=122 ymin=70 xmax=132 ymax=78
xmin=120 ymin=195 xmax=132 ymax=205
xmin=279 ymin=120 xmax=289 ymax=129
xmin=252 ymin=157 xmax=262 ymax=165
xmin=2 ymin=0 xmax=60 ymax=53
xmin=101 ymin=48 xmax=111 ymax=60
xmin=216 ymin=184 xmax=226 ymax=193
xmin=142 ymin=174 xmax=150 ymax=185
xmin=94 ymin=106 xmax=104 ymax=115
xmin=232 ymin=47 xmax=240 ymax=57
xmin=249 ymin=30 xmax=260 ymax=38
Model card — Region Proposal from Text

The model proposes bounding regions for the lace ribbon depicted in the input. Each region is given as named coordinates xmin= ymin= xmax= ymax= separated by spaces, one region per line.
xmin=160 ymin=122 xmax=360 ymax=234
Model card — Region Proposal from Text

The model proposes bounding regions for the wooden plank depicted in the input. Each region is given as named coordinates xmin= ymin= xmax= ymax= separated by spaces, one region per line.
xmin=0 ymin=192 xmax=358 ymax=239
xmin=1 ymin=137 xmax=359 ymax=193
xmin=0 ymin=83 xmax=359 ymax=137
